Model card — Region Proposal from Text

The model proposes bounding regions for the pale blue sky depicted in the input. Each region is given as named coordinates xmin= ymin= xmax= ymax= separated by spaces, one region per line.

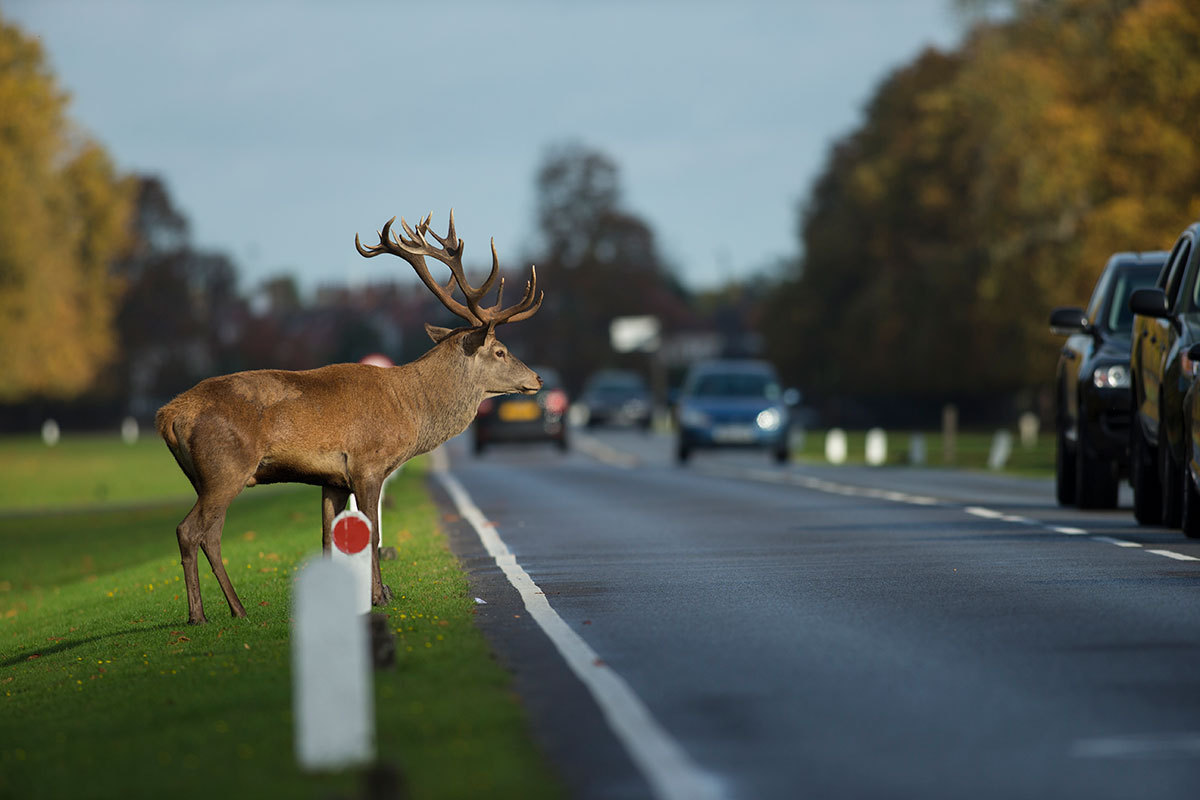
xmin=7 ymin=1 xmax=964 ymax=295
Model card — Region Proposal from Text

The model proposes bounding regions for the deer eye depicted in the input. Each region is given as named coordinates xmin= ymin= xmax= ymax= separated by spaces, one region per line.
xmin=495 ymin=349 xmax=506 ymax=359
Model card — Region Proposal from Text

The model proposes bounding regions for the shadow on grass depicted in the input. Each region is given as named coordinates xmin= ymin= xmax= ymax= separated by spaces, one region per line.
xmin=2 ymin=621 xmax=178 ymax=668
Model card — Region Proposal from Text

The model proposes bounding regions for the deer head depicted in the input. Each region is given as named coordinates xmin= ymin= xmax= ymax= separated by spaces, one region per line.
xmin=356 ymin=211 xmax=543 ymax=397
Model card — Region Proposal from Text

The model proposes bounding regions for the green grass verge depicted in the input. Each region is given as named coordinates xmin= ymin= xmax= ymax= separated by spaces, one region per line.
xmin=0 ymin=436 xmax=564 ymax=800
xmin=790 ymin=429 xmax=1055 ymax=476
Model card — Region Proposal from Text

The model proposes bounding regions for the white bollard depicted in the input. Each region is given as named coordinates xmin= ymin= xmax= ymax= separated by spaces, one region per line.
xmin=330 ymin=494 xmax=373 ymax=616
xmin=292 ymin=558 xmax=375 ymax=770
xmin=120 ymin=416 xmax=139 ymax=445
xmin=908 ymin=433 xmax=927 ymax=466
xmin=988 ymin=430 xmax=1013 ymax=471
xmin=825 ymin=428 xmax=847 ymax=465
xmin=1018 ymin=412 xmax=1040 ymax=449
xmin=865 ymin=428 xmax=887 ymax=466
xmin=41 ymin=419 xmax=60 ymax=447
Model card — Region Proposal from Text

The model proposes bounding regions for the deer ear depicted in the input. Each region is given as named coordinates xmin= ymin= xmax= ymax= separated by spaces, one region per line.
xmin=425 ymin=323 xmax=454 ymax=343
xmin=460 ymin=327 xmax=488 ymax=356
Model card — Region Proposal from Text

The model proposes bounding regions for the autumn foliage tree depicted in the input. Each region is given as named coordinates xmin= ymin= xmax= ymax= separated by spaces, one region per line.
xmin=763 ymin=0 xmax=1200 ymax=418
xmin=0 ymin=14 xmax=134 ymax=403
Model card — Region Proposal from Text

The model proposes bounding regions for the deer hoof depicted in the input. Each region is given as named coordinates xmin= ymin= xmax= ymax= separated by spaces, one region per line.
xmin=375 ymin=584 xmax=394 ymax=606
xmin=188 ymin=615 xmax=208 ymax=626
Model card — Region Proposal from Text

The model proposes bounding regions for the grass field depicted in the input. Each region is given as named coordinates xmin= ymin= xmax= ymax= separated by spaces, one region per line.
xmin=0 ymin=434 xmax=563 ymax=800
xmin=789 ymin=428 xmax=1055 ymax=476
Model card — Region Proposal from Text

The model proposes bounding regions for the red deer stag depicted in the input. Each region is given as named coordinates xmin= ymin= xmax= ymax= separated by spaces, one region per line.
xmin=156 ymin=211 xmax=542 ymax=624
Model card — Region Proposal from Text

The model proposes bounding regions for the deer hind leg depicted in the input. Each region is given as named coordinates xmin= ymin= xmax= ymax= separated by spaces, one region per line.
xmin=321 ymin=485 xmax=351 ymax=555
xmin=177 ymin=502 xmax=209 ymax=625
xmin=199 ymin=511 xmax=246 ymax=620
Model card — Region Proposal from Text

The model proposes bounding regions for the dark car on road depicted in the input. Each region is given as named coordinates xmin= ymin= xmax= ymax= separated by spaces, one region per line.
xmin=1050 ymin=251 xmax=1165 ymax=508
xmin=578 ymin=369 xmax=653 ymax=429
xmin=472 ymin=366 xmax=569 ymax=454
xmin=674 ymin=360 xmax=791 ymax=464
xmin=1129 ymin=223 xmax=1200 ymax=527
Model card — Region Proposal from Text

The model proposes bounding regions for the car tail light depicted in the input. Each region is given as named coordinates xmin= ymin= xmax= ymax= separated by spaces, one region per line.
xmin=477 ymin=398 xmax=495 ymax=415
xmin=544 ymin=389 xmax=568 ymax=415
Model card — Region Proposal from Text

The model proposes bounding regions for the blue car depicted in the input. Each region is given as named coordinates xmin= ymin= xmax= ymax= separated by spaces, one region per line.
xmin=675 ymin=360 xmax=791 ymax=464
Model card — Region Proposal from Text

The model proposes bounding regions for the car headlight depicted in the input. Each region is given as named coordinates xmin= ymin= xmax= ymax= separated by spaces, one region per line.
xmin=1092 ymin=365 xmax=1129 ymax=389
xmin=756 ymin=408 xmax=783 ymax=431
xmin=679 ymin=407 xmax=711 ymax=428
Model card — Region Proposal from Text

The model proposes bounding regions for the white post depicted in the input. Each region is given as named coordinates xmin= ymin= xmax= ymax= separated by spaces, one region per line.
xmin=825 ymin=428 xmax=847 ymax=465
xmin=865 ymin=428 xmax=887 ymax=466
xmin=292 ymin=558 xmax=375 ymax=770
xmin=909 ymin=433 xmax=927 ymax=466
xmin=330 ymin=494 xmax=373 ymax=615
xmin=988 ymin=430 xmax=1013 ymax=471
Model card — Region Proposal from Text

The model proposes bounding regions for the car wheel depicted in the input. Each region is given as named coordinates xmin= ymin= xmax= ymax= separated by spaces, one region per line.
xmin=1181 ymin=459 xmax=1200 ymax=539
xmin=1075 ymin=418 xmax=1118 ymax=509
xmin=1131 ymin=420 xmax=1162 ymax=525
xmin=1055 ymin=422 xmax=1076 ymax=506
xmin=1160 ymin=433 xmax=1183 ymax=529
xmin=676 ymin=437 xmax=691 ymax=464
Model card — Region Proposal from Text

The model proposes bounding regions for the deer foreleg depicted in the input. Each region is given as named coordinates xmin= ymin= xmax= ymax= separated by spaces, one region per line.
xmin=351 ymin=480 xmax=391 ymax=606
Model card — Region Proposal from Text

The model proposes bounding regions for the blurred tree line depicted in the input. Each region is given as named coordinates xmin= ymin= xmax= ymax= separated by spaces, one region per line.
xmin=0 ymin=13 xmax=734 ymax=430
xmin=762 ymin=0 xmax=1200 ymax=424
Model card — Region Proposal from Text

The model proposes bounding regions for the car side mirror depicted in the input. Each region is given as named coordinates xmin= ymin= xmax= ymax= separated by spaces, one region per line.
xmin=1048 ymin=306 xmax=1088 ymax=335
xmin=1129 ymin=288 xmax=1170 ymax=319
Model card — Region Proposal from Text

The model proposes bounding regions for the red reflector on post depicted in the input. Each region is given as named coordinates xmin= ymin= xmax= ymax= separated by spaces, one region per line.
xmin=333 ymin=514 xmax=370 ymax=555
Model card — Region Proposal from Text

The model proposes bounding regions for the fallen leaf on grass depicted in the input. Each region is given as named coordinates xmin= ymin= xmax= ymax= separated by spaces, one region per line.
xmin=26 ymin=654 xmax=40 ymax=660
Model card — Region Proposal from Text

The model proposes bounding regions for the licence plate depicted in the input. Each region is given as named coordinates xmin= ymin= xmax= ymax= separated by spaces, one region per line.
xmin=712 ymin=424 xmax=756 ymax=443
xmin=498 ymin=400 xmax=541 ymax=422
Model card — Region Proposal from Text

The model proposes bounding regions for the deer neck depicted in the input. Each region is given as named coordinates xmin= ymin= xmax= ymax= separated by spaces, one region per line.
xmin=398 ymin=345 xmax=485 ymax=452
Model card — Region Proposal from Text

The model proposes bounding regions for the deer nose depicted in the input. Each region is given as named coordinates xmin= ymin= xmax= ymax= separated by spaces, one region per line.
xmin=536 ymin=375 xmax=544 ymax=388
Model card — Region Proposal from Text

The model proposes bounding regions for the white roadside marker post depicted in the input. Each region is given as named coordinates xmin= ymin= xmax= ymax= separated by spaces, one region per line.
xmin=331 ymin=494 xmax=374 ymax=615
xmin=865 ymin=427 xmax=888 ymax=466
xmin=825 ymin=428 xmax=847 ymax=465
xmin=292 ymin=557 xmax=375 ymax=770
xmin=292 ymin=493 xmax=377 ymax=771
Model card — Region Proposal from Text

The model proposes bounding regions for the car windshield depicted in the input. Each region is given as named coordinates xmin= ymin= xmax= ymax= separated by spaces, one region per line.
xmin=1107 ymin=266 xmax=1161 ymax=333
xmin=691 ymin=372 xmax=779 ymax=399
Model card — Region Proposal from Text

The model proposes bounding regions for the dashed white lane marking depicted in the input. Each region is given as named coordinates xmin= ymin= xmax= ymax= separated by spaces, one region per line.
xmin=570 ymin=437 xmax=1200 ymax=567
xmin=1147 ymin=549 xmax=1200 ymax=562
xmin=1072 ymin=733 xmax=1200 ymax=759
xmin=1092 ymin=536 xmax=1142 ymax=548
xmin=431 ymin=448 xmax=727 ymax=800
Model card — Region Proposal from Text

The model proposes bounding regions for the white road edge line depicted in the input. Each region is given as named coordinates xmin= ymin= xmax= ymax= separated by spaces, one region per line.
xmin=430 ymin=448 xmax=727 ymax=800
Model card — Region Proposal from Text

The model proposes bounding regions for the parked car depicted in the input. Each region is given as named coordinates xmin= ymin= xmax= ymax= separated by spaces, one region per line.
xmin=472 ymin=366 xmax=569 ymax=454
xmin=674 ymin=360 xmax=791 ymax=464
xmin=1179 ymin=342 xmax=1200 ymax=537
xmin=1129 ymin=222 xmax=1200 ymax=526
xmin=1050 ymin=251 xmax=1165 ymax=508
xmin=578 ymin=369 xmax=653 ymax=429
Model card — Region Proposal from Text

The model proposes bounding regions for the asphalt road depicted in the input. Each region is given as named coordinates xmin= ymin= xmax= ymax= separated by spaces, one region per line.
xmin=430 ymin=428 xmax=1200 ymax=800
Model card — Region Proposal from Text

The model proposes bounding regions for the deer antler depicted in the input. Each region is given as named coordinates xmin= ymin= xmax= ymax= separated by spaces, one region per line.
xmin=355 ymin=211 xmax=542 ymax=331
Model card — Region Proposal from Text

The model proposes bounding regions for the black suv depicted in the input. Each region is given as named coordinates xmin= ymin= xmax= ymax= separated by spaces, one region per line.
xmin=1129 ymin=222 xmax=1200 ymax=526
xmin=1051 ymin=251 xmax=1164 ymax=508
